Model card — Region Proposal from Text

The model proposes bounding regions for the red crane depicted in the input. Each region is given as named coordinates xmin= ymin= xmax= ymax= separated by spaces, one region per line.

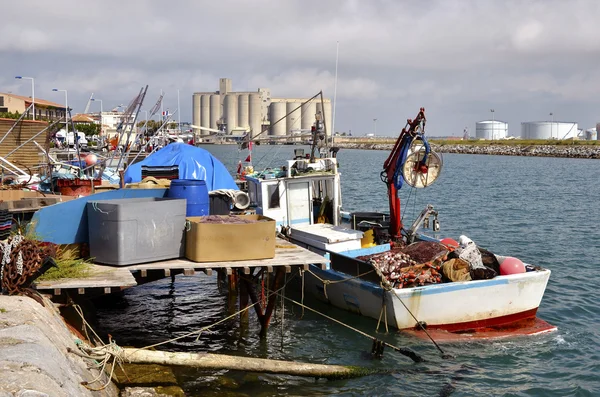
xmin=381 ymin=108 xmax=427 ymax=240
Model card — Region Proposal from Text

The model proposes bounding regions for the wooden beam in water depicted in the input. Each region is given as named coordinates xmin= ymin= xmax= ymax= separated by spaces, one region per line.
xmin=120 ymin=348 xmax=372 ymax=380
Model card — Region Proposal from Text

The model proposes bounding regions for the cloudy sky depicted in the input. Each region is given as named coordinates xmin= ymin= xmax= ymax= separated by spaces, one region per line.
xmin=2 ymin=0 xmax=599 ymax=136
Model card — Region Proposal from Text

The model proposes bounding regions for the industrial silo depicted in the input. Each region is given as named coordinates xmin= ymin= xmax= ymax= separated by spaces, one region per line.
xmin=224 ymin=94 xmax=238 ymax=134
xmin=269 ymin=102 xmax=287 ymax=136
xmin=475 ymin=120 xmax=508 ymax=140
xmin=585 ymin=128 xmax=597 ymax=141
xmin=192 ymin=94 xmax=201 ymax=132
xmin=596 ymin=123 xmax=600 ymax=140
xmin=238 ymin=94 xmax=249 ymax=131
xmin=209 ymin=94 xmax=221 ymax=130
xmin=249 ymin=93 xmax=262 ymax=138
xmin=301 ymin=101 xmax=317 ymax=130
xmin=521 ymin=121 xmax=578 ymax=140
xmin=286 ymin=101 xmax=301 ymax=135
xmin=200 ymin=94 xmax=210 ymax=135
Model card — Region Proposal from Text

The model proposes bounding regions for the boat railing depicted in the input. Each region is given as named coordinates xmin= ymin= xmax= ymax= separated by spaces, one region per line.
xmin=286 ymin=158 xmax=338 ymax=178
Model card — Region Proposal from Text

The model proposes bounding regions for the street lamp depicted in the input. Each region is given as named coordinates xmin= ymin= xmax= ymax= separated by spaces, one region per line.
xmin=549 ymin=112 xmax=554 ymax=139
xmin=15 ymin=76 xmax=35 ymax=120
xmin=373 ymin=118 xmax=377 ymax=135
xmin=490 ymin=109 xmax=495 ymax=140
xmin=91 ymin=98 xmax=103 ymax=137
xmin=52 ymin=88 xmax=68 ymax=137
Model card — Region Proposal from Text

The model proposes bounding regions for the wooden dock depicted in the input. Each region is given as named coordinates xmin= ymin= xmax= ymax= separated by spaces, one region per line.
xmin=34 ymin=238 xmax=328 ymax=296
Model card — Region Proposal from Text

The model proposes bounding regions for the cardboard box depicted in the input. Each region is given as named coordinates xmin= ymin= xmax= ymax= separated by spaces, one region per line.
xmin=185 ymin=215 xmax=276 ymax=262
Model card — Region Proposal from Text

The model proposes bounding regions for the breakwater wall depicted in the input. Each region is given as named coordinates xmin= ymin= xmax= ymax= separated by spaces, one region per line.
xmin=0 ymin=295 xmax=118 ymax=396
xmin=334 ymin=143 xmax=600 ymax=159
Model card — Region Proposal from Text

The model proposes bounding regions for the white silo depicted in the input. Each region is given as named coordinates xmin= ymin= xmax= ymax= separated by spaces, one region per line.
xmin=192 ymin=94 xmax=201 ymax=131
xmin=209 ymin=94 xmax=221 ymax=130
xmin=270 ymin=102 xmax=287 ymax=136
xmin=521 ymin=121 xmax=578 ymax=140
xmin=475 ymin=120 xmax=508 ymax=140
xmin=224 ymin=94 xmax=238 ymax=134
xmin=301 ymin=101 xmax=317 ymax=130
xmin=249 ymin=93 xmax=262 ymax=138
xmin=286 ymin=101 xmax=301 ymax=135
xmin=238 ymin=94 xmax=249 ymax=131
xmin=200 ymin=95 xmax=210 ymax=135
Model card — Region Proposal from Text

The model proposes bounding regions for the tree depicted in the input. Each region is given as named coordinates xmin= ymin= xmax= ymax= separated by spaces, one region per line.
xmin=75 ymin=123 xmax=101 ymax=136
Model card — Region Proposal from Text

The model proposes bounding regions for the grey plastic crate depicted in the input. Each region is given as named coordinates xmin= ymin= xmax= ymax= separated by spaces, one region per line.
xmin=87 ymin=197 xmax=186 ymax=266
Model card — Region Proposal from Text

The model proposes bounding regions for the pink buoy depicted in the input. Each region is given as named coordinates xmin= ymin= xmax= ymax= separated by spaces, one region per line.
xmin=440 ymin=237 xmax=459 ymax=250
xmin=500 ymin=256 xmax=526 ymax=275
xmin=85 ymin=154 xmax=98 ymax=166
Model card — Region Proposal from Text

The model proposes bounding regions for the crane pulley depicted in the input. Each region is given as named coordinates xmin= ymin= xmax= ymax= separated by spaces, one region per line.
xmin=381 ymin=108 xmax=442 ymax=240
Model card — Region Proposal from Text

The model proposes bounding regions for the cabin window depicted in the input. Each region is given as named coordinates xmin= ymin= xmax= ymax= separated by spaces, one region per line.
xmin=0 ymin=96 xmax=4 ymax=106
xmin=267 ymin=184 xmax=280 ymax=209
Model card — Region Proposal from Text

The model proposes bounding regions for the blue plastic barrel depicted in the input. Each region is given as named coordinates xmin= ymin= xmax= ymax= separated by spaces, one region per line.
xmin=167 ymin=179 xmax=209 ymax=216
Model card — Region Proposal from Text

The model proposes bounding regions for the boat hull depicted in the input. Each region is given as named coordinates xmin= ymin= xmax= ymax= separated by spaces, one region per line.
xmin=304 ymin=265 xmax=551 ymax=331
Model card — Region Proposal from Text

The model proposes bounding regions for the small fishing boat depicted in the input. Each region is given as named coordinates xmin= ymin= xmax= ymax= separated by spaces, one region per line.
xmin=242 ymin=107 xmax=555 ymax=338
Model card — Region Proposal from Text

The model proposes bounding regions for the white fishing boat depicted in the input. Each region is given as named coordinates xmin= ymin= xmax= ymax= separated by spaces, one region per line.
xmin=242 ymin=107 xmax=554 ymax=337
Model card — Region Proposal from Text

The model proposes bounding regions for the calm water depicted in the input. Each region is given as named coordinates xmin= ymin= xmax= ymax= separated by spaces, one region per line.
xmin=96 ymin=145 xmax=600 ymax=396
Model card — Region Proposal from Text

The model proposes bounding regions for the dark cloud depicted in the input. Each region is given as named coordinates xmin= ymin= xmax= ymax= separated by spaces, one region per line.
xmin=2 ymin=0 xmax=600 ymax=136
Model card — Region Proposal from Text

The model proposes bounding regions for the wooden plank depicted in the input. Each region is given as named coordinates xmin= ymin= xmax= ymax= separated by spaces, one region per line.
xmin=34 ymin=264 xmax=137 ymax=291
xmin=203 ymin=268 xmax=213 ymax=276
xmin=183 ymin=269 xmax=195 ymax=276
xmin=226 ymin=267 xmax=232 ymax=276
xmin=140 ymin=269 xmax=147 ymax=278
xmin=243 ymin=266 xmax=250 ymax=275
xmin=104 ymin=287 xmax=111 ymax=294
xmin=164 ymin=269 xmax=171 ymax=277
xmin=53 ymin=288 xmax=61 ymax=296
xmin=126 ymin=238 xmax=328 ymax=272
xmin=78 ymin=288 xmax=85 ymax=295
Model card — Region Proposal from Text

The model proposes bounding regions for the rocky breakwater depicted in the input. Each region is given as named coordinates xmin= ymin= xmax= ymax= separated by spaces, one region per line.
xmin=0 ymin=295 xmax=118 ymax=396
xmin=431 ymin=144 xmax=600 ymax=159
xmin=334 ymin=142 xmax=600 ymax=159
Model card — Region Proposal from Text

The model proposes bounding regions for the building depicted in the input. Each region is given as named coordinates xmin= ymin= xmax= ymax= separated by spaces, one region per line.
xmin=0 ymin=92 xmax=66 ymax=121
xmin=521 ymin=121 xmax=578 ymax=140
xmin=475 ymin=120 xmax=509 ymax=140
xmin=192 ymin=78 xmax=332 ymax=139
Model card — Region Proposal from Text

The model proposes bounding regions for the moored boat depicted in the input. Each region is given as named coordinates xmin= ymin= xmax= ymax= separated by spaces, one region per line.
xmin=241 ymin=107 xmax=555 ymax=337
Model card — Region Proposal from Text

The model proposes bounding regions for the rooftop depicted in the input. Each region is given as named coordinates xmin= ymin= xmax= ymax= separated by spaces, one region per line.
xmin=0 ymin=92 xmax=66 ymax=109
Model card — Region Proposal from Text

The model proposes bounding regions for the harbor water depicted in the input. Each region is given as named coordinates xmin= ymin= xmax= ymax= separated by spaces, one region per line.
xmin=96 ymin=145 xmax=600 ymax=396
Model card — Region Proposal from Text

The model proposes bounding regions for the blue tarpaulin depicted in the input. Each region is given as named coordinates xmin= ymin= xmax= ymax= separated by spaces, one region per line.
xmin=123 ymin=143 xmax=238 ymax=190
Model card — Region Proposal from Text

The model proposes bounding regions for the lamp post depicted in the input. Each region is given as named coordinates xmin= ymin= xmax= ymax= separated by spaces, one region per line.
xmin=52 ymin=88 xmax=68 ymax=137
xmin=373 ymin=118 xmax=377 ymax=135
xmin=549 ymin=112 xmax=554 ymax=139
xmin=91 ymin=98 xmax=103 ymax=138
xmin=15 ymin=76 xmax=35 ymax=120
xmin=490 ymin=109 xmax=495 ymax=140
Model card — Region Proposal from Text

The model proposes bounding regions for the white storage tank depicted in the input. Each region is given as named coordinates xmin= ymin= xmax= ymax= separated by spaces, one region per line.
xmin=521 ymin=121 xmax=578 ymax=140
xmin=209 ymin=94 xmax=221 ymax=130
xmin=475 ymin=120 xmax=508 ymax=140
xmin=585 ymin=128 xmax=597 ymax=141
xmin=249 ymin=93 xmax=262 ymax=138
xmin=301 ymin=101 xmax=317 ymax=130
xmin=286 ymin=101 xmax=301 ymax=135
xmin=238 ymin=94 xmax=249 ymax=130
xmin=224 ymin=94 xmax=238 ymax=134
xmin=192 ymin=94 xmax=201 ymax=132
xmin=269 ymin=102 xmax=287 ymax=136
xmin=323 ymin=101 xmax=332 ymax=137
xmin=200 ymin=94 xmax=210 ymax=135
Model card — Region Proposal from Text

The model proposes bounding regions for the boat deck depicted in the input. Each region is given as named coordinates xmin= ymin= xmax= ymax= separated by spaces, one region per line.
xmin=34 ymin=238 xmax=328 ymax=296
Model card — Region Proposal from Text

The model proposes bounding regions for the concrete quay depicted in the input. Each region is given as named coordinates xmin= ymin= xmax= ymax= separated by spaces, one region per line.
xmin=333 ymin=142 xmax=600 ymax=159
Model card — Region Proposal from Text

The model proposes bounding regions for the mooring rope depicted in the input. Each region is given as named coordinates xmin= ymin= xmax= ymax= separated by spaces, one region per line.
xmin=261 ymin=277 xmax=424 ymax=363
xmin=306 ymin=268 xmax=374 ymax=301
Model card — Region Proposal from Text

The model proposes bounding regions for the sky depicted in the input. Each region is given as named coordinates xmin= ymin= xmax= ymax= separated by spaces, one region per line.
xmin=2 ymin=0 xmax=600 ymax=137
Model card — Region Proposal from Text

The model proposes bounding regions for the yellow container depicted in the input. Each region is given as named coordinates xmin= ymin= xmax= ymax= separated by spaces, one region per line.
xmin=361 ymin=229 xmax=376 ymax=248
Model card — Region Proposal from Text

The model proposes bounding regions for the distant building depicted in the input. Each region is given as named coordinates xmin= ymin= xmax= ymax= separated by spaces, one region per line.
xmin=192 ymin=78 xmax=332 ymax=139
xmin=0 ymin=92 xmax=66 ymax=121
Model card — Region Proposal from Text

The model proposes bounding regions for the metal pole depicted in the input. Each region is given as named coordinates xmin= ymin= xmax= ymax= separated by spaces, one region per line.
xmin=491 ymin=109 xmax=495 ymax=140
xmin=550 ymin=112 xmax=554 ymax=139
xmin=332 ymin=41 xmax=339 ymax=138
xmin=177 ymin=89 xmax=181 ymax=133
xmin=31 ymin=78 xmax=35 ymax=120
xmin=373 ymin=118 xmax=377 ymax=135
